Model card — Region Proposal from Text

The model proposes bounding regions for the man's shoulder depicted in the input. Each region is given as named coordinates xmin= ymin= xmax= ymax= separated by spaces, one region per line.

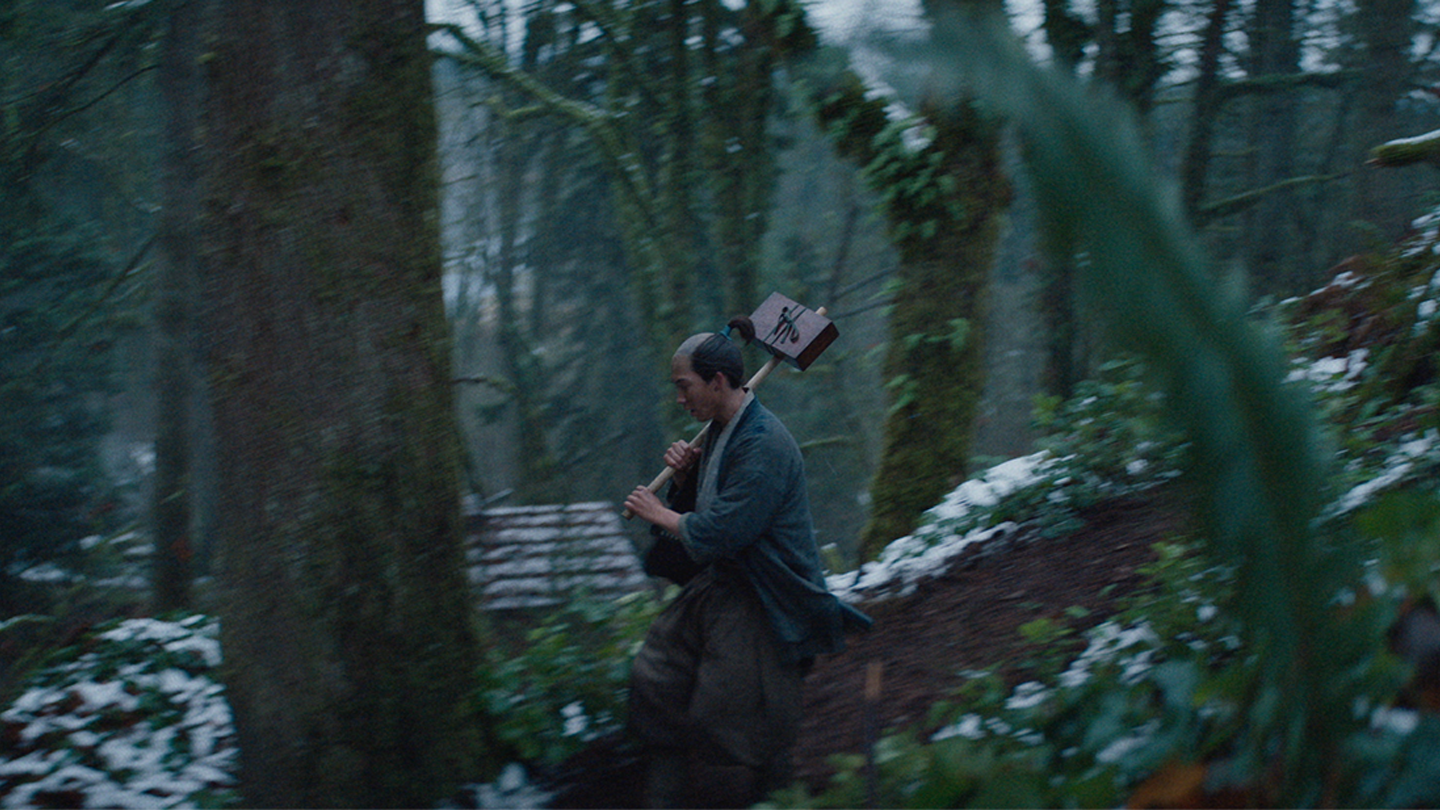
xmin=737 ymin=397 xmax=783 ymax=435
xmin=735 ymin=399 xmax=801 ymax=454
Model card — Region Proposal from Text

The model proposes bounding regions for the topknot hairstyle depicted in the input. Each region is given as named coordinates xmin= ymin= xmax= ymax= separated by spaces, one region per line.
xmin=675 ymin=315 xmax=756 ymax=389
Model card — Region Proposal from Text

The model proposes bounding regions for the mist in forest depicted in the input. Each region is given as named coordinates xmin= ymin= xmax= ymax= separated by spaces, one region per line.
xmin=4 ymin=0 xmax=1440 ymax=804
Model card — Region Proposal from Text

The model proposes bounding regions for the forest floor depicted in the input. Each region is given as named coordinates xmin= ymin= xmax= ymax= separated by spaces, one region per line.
xmin=791 ymin=489 xmax=1188 ymax=793
xmin=542 ymin=488 xmax=1190 ymax=807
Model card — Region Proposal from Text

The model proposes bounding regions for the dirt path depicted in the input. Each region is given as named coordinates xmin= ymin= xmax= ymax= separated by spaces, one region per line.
xmin=793 ymin=492 xmax=1189 ymax=792
xmin=539 ymin=491 xmax=1190 ymax=808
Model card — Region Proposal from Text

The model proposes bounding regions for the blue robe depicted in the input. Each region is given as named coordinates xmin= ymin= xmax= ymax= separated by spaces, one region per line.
xmin=630 ymin=395 xmax=872 ymax=805
xmin=670 ymin=396 xmax=872 ymax=660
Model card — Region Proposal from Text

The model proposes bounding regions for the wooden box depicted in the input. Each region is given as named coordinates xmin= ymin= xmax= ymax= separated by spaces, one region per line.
xmin=749 ymin=292 xmax=838 ymax=370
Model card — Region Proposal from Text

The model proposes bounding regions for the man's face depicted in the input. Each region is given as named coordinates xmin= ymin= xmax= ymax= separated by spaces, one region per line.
xmin=671 ymin=354 xmax=724 ymax=423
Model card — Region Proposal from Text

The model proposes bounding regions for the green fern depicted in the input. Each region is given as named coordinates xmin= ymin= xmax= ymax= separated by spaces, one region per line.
xmin=921 ymin=5 xmax=1378 ymax=803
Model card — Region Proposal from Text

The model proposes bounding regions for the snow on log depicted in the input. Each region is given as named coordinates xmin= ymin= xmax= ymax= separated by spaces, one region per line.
xmin=1370 ymin=129 xmax=1440 ymax=168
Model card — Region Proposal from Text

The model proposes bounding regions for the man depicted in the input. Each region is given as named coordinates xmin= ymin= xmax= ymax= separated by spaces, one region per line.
xmin=624 ymin=320 xmax=871 ymax=808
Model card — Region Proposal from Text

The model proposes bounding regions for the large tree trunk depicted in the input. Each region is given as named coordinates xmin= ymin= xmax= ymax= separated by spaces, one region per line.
xmin=150 ymin=0 xmax=204 ymax=613
xmin=1241 ymin=0 xmax=1302 ymax=294
xmin=857 ymin=97 xmax=1007 ymax=558
xmin=196 ymin=2 xmax=488 ymax=806
xmin=807 ymin=15 xmax=1009 ymax=558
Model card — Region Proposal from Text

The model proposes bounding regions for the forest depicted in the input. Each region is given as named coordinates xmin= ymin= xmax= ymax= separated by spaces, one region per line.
xmin=3 ymin=0 xmax=1440 ymax=806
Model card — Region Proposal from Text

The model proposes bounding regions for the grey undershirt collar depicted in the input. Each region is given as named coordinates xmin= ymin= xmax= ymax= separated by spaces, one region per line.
xmin=680 ymin=391 xmax=754 ymax=542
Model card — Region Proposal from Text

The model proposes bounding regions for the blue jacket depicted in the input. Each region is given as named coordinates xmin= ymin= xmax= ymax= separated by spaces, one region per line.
xmin=666 ymin=397 xmax=871 ymax=660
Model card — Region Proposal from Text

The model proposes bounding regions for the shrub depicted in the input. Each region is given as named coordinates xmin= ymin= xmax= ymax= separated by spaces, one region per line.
xmin=476 ymin=589 xmax=667 ymax=767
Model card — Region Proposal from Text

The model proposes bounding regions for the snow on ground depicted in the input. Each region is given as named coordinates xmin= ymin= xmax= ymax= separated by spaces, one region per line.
xmin=0 ymin=616 xmax=236 ymax=809
xmin=1 ymin=450 xmax=1057 ymax=809
xmin=1287 ymin=348 xmax=1369 ymax=392
xmin=827 ymin=452 xmax=1052 ymax=603
xmin=3 ymin=342 xmax=1437 ymax=807
xmin=1332 ymin=429 xmax=1439 ymax=516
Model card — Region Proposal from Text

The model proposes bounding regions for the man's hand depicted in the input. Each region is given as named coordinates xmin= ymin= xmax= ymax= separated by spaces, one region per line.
xmin=625 ymin=485 xmax=682 ymax=536
xmin=664 ymin=441 xmax=702 ymax=473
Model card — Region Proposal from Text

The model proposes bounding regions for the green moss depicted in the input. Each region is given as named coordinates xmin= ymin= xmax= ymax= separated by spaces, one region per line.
xmin=203 ymin=5 xmax=491 ymax=805
xmin=811 ymin=83 xmax=1009 ymax=559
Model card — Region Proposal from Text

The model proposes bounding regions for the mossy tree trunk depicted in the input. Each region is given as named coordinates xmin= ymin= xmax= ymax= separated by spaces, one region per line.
xmin=150 ymin=0 xmax=204 ymax=614
xmin=806 ymin=18 xmax=1010 ymax=559
xmin=862 ymin=102 xmax=1007 ymax=559
xmin=1240 ymin=0 xmax=1303 ymax=294
xmin=196 ymin=1 xmax=488 ymax=806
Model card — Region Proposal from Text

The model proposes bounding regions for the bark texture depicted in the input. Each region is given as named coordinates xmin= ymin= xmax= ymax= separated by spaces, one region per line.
xmin=196 ymin=1 xmax=487 ymax=806
xmin=151 ymin=0 xmax=203 ymax=613
xmin=858 ymin=100 xmax=1007 ymax=559
xmin=810 ymin=53 xmax=1009 ymax=559
xmin=1241 ymin=0 xmax=1302 ymax=292
xmin=1349 ymin=0 xmax=1418 ymax=243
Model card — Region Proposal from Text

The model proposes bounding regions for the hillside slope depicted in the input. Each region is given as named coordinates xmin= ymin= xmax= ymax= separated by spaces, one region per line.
xmin=793 ymin=490 xmax=1190 ymax=791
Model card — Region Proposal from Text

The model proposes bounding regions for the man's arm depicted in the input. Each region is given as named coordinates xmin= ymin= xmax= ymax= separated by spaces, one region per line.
xmin=624 ymin=486 xmax=683 ymax=536
xmin=678 ymin=427 xmax=795 ymax=563
xmin=624 ymin=439 xmax=701 ymax=534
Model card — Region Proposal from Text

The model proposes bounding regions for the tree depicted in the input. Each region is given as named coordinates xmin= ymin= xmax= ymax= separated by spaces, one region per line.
xmin=1347 ymin=0 xmax=1419 ymax=244
xmin=195 ymin=2 xmax=488 ymax=805
xmin=0 ymin=0 xmax=156 ymax=610
xmin=1093 ymin=0 xmax=1167 ymax=115
xmin=442 ymin=0 xmax=651 ymax=503
xmin=149 ymin=0 xmax=206 ymax=614
xmin=801 ymin=2 xmax=1011 ymax=559
xmin=1033 ymin=0 xmax=1173 ymax=397
xmin=1179 ymin=0 xmax=1236 ymax=220
xmin=436 ymin=0 xmax=806 ymax=439
xmin=1238 ymin=0 xmax=1303 ymax=293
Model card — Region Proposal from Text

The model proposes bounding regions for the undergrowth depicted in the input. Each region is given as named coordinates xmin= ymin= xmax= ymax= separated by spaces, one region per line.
xmin=770 ymin=4 xmax=1440 ymax=805
xmin=6 ymin=10 xmax=1440 ymax=809
xmin=0 ymin=615 xmax=239 ymax=809
xmin=474 ymin=589 xmax=667 ymax=768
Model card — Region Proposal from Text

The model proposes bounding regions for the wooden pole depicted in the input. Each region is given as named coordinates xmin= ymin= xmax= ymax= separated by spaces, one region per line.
xmin=621 ymin=307 xmax=824 ymax=519
xmin=621 ymin=354 xmax=780 ymax=519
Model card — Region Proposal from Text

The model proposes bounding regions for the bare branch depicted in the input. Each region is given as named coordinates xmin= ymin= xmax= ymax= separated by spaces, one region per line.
xmin=1196 ymin=172 xmax=1350 ymax=225
xmin=431 ymin=22 xmax=663 ymax=237
xmin=55 ymin=233 xmax=157 ymax=342
xmin=452 ymin=374 xmax=517 ymax=394
xmin=1212 ymin=69 xmax=1360 ymax=104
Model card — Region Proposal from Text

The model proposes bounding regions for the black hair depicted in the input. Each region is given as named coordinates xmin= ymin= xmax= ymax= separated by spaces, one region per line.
xmin=688 ymin=316 xmax=755 ymax=389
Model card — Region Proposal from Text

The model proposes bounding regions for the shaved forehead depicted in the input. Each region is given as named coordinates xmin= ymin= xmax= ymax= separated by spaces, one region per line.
xmin=674 ymin=332 xmax=715 ymax=358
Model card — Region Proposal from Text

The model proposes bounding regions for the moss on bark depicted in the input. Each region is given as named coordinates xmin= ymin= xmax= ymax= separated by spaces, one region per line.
xmin=810 ymin=68 xmax=1010 ymax=560
xmin=198 ymin=2 xmax=491 ymax=806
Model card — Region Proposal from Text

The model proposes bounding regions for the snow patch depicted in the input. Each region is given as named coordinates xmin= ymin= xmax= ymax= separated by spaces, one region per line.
xmin=828 ymin=452 xmax=1051 ymax=602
